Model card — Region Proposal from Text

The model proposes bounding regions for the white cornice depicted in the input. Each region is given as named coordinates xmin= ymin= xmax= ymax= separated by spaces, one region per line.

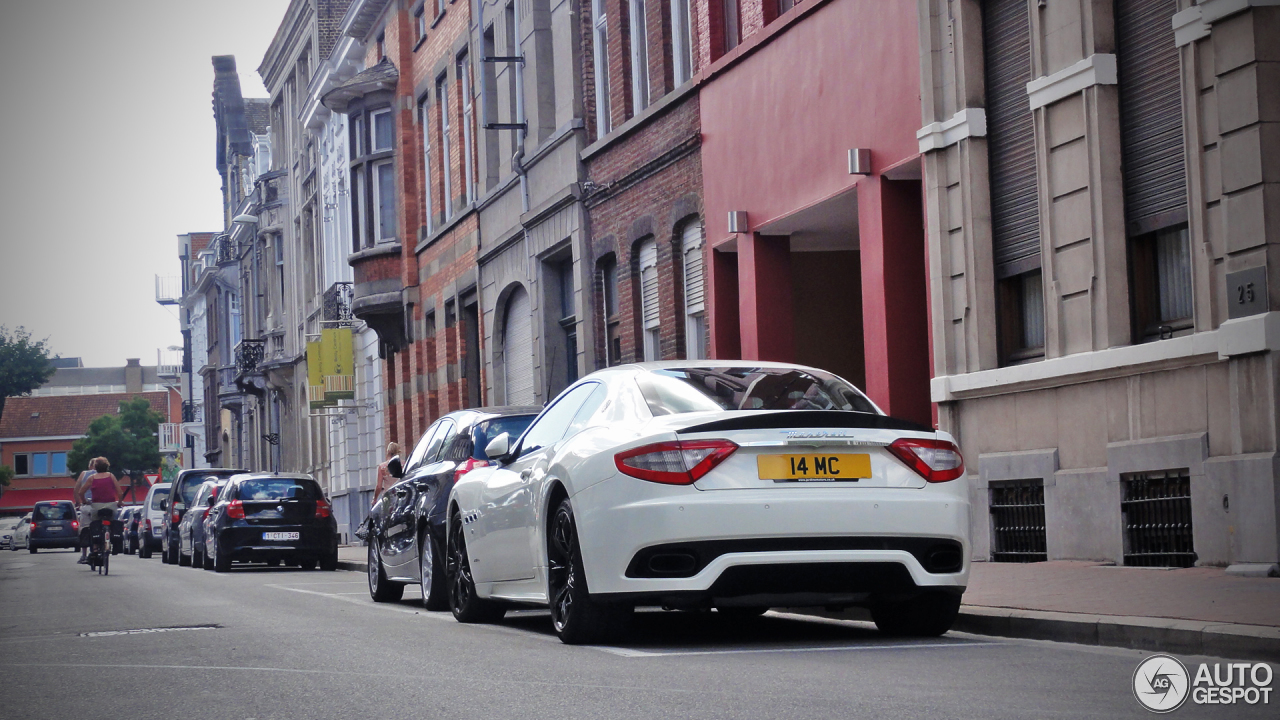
xmin=1173 ymin=6 xmax=1210 ymax=47
xmin=932 ymin=312 xmax=1280 ymax=402
xmin=1026 ymin=54 xmax=1117 ymax=110
xmin=917 ymin=108 xmax=987 ymax=153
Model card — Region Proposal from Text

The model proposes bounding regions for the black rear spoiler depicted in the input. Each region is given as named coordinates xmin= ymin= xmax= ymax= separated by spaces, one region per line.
xmin=676 ymin=410 xmax=933 ymax=435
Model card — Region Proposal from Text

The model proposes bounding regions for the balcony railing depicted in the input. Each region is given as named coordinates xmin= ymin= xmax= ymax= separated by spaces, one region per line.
xmin=323 ymin=282 xmax=354 ymax=326
xmin=215 ymin=236 xmax=237 ymax=266
xmin=234 ymin=339 xmax=266 ymax=375
xmin=159 ymin=423 xmax=181 ymax=453
xmin=155 ymin=275 xmax=181 ymax=305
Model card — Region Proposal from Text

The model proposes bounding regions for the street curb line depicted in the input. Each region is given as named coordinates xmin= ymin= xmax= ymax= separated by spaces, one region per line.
xmin=951 ymin=606 xmax=1280 ymax=662
xmin=335 ymin=560 xmax=368 ymax=573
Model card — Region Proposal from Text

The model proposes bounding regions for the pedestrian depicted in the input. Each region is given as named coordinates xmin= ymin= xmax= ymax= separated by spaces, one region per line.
xmin=73 ymin=458 xmax=96 ymax=564
xmin=373 ymin=442 xmax=403 ymax=502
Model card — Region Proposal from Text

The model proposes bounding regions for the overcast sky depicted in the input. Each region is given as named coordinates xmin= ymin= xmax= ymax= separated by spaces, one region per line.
xmin=0 ymin=0 xmax=290 ymax=369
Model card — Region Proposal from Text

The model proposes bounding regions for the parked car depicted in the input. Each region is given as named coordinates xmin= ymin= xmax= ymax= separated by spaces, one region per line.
xmin=116 ymin=506 xmax=141 ymax=554
xmin=204 ymin=473 xmax=338 ymax=572
xmin=138 ymin=483 xmax=171 ymax=559
xmin=366 ymin=406 xmax=539 ymax=608
xmin=9 ymin=514 xmax=31 ymax=551
xmin=444 ymin=362 xmax=969 ymax=644
xmin=177 ymin=479 xmax=228 ymax=568
xmin=0 ymin=517 xmax=20 ymax=549
xmin=28 ymin=501 xmax=80 ymax=553
xmin=162 ymin=469 xmax=243 ymax=564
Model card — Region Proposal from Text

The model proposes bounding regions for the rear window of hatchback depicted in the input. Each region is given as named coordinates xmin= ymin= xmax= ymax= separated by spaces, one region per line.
xmin=34 ymin=503 xmax=74 ymax=521
xmin=235 ymin=478 xmax=323 ymax=501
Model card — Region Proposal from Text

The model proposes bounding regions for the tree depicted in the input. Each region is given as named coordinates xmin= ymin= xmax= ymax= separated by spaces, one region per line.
xmin=68 ymin=397 xmax=164 ymax=502
xmin=0 ymin=464 xmax=11 ymax=503
xmin=0 ymin=326 xmax=57 ymax=425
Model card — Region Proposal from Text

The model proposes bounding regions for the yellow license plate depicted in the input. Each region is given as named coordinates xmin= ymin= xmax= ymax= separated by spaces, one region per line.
xmin=757 ymin=454 xmax=871 ymax=481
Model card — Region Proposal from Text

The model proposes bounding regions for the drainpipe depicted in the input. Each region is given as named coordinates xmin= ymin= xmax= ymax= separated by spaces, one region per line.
xmin=512 ymin=1 xmax=529 ymax=214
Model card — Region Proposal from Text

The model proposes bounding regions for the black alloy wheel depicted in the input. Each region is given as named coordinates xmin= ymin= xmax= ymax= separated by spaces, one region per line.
xmin=546 ymin=498 xmax=632 ymax=645
xmin=419 ymin=531 xmax=448 ymax=611
xmin=446 ymin=511 xmax=505 ymax=623
xmin=871 ymin=591 xmax=962 ymax=637
xmin=367 ymin=540 xmax=404 ymax=602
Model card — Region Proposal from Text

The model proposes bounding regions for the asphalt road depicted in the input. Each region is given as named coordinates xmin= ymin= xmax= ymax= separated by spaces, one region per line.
xmin=0 ymin=548 xmax=1271 ymax=720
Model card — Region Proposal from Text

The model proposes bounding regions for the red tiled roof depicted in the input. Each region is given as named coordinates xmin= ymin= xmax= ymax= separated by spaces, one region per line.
xmin=0 ymin=392 xmax=170 ymax=439
xmin=0 ymin=487 xmax=75 ymax=512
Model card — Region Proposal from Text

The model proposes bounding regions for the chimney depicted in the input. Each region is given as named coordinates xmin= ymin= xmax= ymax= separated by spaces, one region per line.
xmin=125 ymin=358 xmax=143 ymax=393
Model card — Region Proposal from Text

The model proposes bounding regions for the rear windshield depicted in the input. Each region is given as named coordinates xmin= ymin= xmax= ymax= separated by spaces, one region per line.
xmin=34 ymin=503 xmax=74 ymax=521
xmin=472 ymin=415 xmax=537 ymax=460
xmin=235 ymin=478 xmax=323 ymax=502
xmin=149 ymin=488 xmax=170 ymax=510
xmin=637 ymin=367 xmax=878 ymax=416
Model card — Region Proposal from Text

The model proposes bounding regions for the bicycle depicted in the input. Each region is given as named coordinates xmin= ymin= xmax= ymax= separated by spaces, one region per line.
xmin=86 ymin=508 xmax=115 ymax=575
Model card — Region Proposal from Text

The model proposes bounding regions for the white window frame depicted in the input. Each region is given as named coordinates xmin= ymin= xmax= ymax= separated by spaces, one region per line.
xmin=437 ymin=74 xmax=453 ymax=219
xmin=638 ymin=238 xmax=659 ymax=361
xmin=681 ymin=221 xmax=706 ymax=359
xmin=670 ymin=0 xmax=693 ymax=86
xmin=370 ymin=108 xmax=393 ymax=152
xmin=373 ymin=159 xmax=396 ymax=243
xmin=629 ymin=0 xmax=649 ymax=112
xmin=353 ymin=165 xmax=367 ymax=249
xmin=415 ymin=3 xmax=427 ymax=39
xmin=593 ymin=0 xmax=612 ymax=136
xmin=12 ymin=453 xmax=31 ymax=477
xmin=458 ymin=51 xmax=476 ymax=207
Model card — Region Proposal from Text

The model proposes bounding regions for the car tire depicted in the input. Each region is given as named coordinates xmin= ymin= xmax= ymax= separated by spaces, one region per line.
xmin=212 ymin=537 xmax=231 ymax=573
xmin=871 ymin=591 xmax=962 ymax=637
xmin=547 ymin=498 xmax=632 ymax=645
xmin=202 ymin=548 xmax=214 ymax=570
xmin=139 ymin=542 xmax=151 ymax=559
xmin=28 ymin=547 xmax=36 ymax=554
xmin=192 ymin=545 xmax=204 ymax=569
xmin=177 ymin=538 xmax=191 ymax=567
xmin=446 ymin=511 xmax=505 ymax=624
xmin=367 ymin=541 xmax=404 ymax=603
xmin=319 ymin=546 xmax=338 ymax=572
xmin=420 ymin=531 xmax=448 ymax=611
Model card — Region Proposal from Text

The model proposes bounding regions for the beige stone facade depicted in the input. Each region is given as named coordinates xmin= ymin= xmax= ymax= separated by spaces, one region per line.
xmin=918 ymin=0 xmax=1279 ymax=569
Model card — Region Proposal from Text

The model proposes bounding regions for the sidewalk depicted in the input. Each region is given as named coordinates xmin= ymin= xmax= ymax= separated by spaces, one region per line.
xmin=335 ymin=546 xmax=1280 ymax=660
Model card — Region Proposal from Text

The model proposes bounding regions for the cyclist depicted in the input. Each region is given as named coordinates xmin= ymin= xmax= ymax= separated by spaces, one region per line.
xmin=76 ymin=457 xmax=126 ymax=562
xmin=73 ymin=458 xmax=96 ymax=564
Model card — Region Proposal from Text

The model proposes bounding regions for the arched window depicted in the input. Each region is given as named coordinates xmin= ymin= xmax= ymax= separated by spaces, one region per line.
xmin=680 ymin=221 xmax=706 ymax=359
xmin=502 ymin=285 xmax=534 ymax=404
xmin=637 ymin=238 xmax=659 ymax=361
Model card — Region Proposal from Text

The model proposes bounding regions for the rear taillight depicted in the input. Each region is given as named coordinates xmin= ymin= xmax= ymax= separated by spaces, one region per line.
xmin=171 ymin=511 xmax=180 ymax=524
xmin=144 ymin=518 xmax=151 ymax=530
xmin=453 ymin=458 xmax=490 ymax=484
xmin=315 ymin=498 xmax=332 ymax=519
xmin=615 ymin=439 xmax=739 ymax=485
xmin=226 ymin=499 xmax=245 ymax=519
xmin=71 ymin=520 xmax=79 ymax=531
xmin=202 ymin=509 xmax=210 ymax=520
xmin=887 ymin=438 xmax=965 ymax=483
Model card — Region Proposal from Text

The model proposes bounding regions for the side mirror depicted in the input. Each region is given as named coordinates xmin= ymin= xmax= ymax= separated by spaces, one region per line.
xmin=484 ymin=433 xmax=511 ymax=463
xmin=205 ymin=495 xmax=216 ymax=507
xmin=160 ymin=499 xmax=168 ymax=511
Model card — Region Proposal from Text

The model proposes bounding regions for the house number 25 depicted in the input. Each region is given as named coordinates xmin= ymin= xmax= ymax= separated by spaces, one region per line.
xmin=1237 ymin=282 xmax=1256 ymax=305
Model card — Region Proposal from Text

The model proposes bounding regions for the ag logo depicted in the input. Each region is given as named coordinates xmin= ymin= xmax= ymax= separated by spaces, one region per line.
xmin=1134 ymin=654 xmax=1190 ymax=713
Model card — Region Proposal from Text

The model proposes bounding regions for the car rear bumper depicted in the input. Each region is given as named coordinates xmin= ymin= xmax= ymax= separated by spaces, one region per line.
xmin=217 ymin=525 xmax=336 ymax=562
xmin=29 ymin=536 xmax=79 ymax=549
xmin=572 ymin=475 xmax=970 ymax=603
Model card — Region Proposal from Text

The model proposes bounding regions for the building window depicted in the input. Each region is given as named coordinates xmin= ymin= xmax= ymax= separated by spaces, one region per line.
xmin=723 ymin=0 xmax=741 ymax=52
xmin=275 ymin=238 xmax=286 ymax=314
xmin=1130 ymin=225 xmax=1192 ymax=341
xmin=51 ymin=452 xmax=67 ymax=475
xmin=31 ymin=453 xmax=48 ymax=476
xmin=670 ymin=0 xmax=693 ymax=86
xmin=436 ymin=0 xmax=447 ymax=18
xmin=629 ymin=0 xmax=649 ymax=112
xmin=376 ymin=32 xmax=386 ymax=60
xmin=593 ymin=0 xmax=612 ymax=136
xmin=371 ymin=109 xmax=393 ymax=152
xmin=998 ymin=269 xmax=1045 ymax=363
xmin=437 ymin=73 xmax=453 ymax=219
xmin=352 ymin=166 xmax=366 ymax=251
xmin=777 ymin=0 xmax=794 ymax=16
xmin=419 ymin=99 xmax=435 ymax=233
xmin=680 ymin=221 xmax=706 ymax=359
xmin=373 ymin=160 xmax=396 ymax=242
xmin=415 ymin=4 xmax=427 ymax=41
xmin=559 ymin=259 xmax=578 ymax=385
xmin=637 ymin=238 xmax=660 ymax=361
xmin=458 ymin=51 xmax=476 ymax=206
xmin=13 ymin=453 xmax=30 ymax=476
xmin=601 ymin=257 xmax=621 ymax=365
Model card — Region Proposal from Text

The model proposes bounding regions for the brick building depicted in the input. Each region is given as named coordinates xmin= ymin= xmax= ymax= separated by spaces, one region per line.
xmin=0 ymin=361 xmax=179 ymax=516
xmin=917 ymin=0 xmax=1279 ymax=570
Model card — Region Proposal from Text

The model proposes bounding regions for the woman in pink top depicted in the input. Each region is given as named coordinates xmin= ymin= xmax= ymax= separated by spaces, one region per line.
xmin=84 ymin=457 xmax=126 ymax=521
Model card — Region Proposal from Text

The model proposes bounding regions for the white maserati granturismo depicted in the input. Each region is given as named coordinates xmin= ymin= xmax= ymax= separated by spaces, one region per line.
xmin=445 ymin=361 xmax=969 ymax=644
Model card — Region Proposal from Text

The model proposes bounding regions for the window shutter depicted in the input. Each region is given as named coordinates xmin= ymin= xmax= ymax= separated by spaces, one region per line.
xmin=682 ymin=222 xmax=704 ymax=314
xmin=983 ymin=0 xmax=1039 ymax=277
xmin=502 ymin=286 xmax=534 ymax=404
xmin=639 ymin=240 xmax=659 ymax=329
xmin=1116 ymin=0 xmax=1186 ymax=236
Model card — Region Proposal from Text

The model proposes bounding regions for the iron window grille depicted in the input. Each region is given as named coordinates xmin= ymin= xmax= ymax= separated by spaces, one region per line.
xmin=323 ymin=282 xmax=354 ymax=326
xmin=990 ymin=480 xmax=1047 ymax=563
xmin=1121 ymin=469 xmax=1195 ymax=568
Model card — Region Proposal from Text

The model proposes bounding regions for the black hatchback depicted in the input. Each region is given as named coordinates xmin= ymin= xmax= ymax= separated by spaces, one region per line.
xmin=28 ymin=501 xmax=79 ymax=552
xmin=366 ymin=406 xmax=539 ymax=607
xmin=204 ymin=473 xmax=338 ymax=572
xmin=162 ymin=468 xmax=243 ymax=565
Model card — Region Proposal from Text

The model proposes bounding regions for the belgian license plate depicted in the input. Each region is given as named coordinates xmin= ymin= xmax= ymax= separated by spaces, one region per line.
xmin=263 ymin=532 xmax=299 ymax=541
xmin=47 ymin=526 xmax=62 ymax=532
xmin=757 ymin=454 xmax=871 ymax=481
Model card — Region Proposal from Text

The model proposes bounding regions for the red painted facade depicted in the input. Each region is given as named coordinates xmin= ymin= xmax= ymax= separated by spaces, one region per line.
xmin=700 ymin=0 xmax=932 ymax=425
